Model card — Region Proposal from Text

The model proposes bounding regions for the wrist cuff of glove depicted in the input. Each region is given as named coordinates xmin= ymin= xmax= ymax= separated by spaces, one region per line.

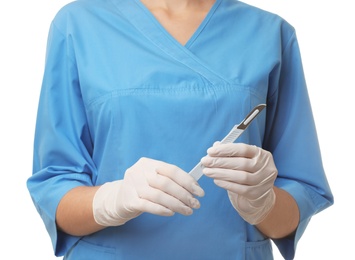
xmin=93 ymin=181 xmax=131 ymax=227
xmin=234 ymin=189 xmax=276 ymax=225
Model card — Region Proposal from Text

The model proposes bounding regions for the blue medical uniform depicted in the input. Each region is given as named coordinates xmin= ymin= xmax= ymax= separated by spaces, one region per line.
xmin=27 ymin=0 xmax=333 ymax=259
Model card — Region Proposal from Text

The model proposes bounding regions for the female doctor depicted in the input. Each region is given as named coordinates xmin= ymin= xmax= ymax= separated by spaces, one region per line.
xmin=27 ymin=0 xmax=333 ymax=259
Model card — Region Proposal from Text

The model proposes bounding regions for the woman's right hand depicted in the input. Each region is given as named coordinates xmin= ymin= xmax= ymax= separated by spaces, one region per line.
xmin=93 ymin=157 xmax=205 ymax=226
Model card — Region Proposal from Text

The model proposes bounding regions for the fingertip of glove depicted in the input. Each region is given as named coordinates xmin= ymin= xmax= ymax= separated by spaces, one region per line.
xmin=192 ymin=183 xmax=205 ymax=197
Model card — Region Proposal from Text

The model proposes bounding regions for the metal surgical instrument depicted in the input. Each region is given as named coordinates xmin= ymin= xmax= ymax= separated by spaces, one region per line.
xmin=189 ymin=104 xmax=266 ymax=181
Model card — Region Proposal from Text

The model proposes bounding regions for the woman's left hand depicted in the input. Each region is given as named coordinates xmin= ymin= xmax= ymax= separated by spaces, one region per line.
xmin=201 ymin=143 xmax=277 ymax=225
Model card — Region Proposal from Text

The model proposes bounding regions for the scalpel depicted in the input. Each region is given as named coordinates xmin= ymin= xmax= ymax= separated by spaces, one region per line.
xmin=189 ymin=104 xmax=266 ymax=181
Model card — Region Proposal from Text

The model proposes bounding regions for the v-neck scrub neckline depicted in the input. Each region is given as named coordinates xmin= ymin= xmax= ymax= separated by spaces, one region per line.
xmin=132 ymin=0 xmax=222 ymax=48
xmin=111 ymin=0 xmax=230 ymax=85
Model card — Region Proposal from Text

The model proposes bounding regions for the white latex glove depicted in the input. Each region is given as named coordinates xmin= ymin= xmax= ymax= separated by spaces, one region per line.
xmin=93 ymin=157 xmax=205 ymax=226
xmin=201 ymin=143 xmax=277 ymax=225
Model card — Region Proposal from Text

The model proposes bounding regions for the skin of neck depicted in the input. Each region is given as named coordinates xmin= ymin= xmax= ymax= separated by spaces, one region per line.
xmin=140 ymin=0 xmax=213 ymax=13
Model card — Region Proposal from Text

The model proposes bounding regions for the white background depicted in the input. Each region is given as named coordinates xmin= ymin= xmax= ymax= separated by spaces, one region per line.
xmin=1 ymin=0 xmax=353 ymax=259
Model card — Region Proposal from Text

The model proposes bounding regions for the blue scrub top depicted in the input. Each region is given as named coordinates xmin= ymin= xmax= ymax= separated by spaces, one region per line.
xmin=27 ymin=0 xmax=333 ymax=259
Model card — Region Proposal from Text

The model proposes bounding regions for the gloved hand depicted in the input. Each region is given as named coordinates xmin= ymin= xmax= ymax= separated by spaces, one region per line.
xmin=93 ymin=157 xmax=205 ymax=226
xmin=201 ymin=143 xmax=277 ymax=225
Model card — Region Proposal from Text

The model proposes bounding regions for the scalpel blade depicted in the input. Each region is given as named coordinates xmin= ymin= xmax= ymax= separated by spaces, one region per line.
xmin=189 ymin=104 xmax=266 ymax=181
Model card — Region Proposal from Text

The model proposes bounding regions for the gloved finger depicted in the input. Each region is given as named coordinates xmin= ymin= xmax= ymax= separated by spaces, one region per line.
xmin=201 ymin=155 xmax=258 ymax=173
xmin=201 ymin=155 xmax=272 ymax=184
xmin=134 ymin=199 xmax=175 ymax=216
xmin=121 ymin=185 xmax=174 ymax=217
xmin=204 ymin=146 xmax=277 ymax=178
xmin=207 ymin=143 xmax=258 ymax=158
xmin=126 ymin=157 xmax=204 ymax=198
xmin=202 ymin=166 xmax=265 ymax=186
xmin=136 ymin=185 xmax=195 ymax=216
xmin=124 ymin=166 xmax=200 ymax=214
xmin=148 ymin=172 xmax=201 ymax=210
xmin=156 ymin=164 xmax=205 ymax=197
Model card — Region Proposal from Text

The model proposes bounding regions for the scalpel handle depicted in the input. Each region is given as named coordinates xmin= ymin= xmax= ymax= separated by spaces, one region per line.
xmin=220 ymin=126 xmax=244 ymax=144
xmin=189 ymin=162 xmax=205 ymax=181
xmin=188 ymin=104 xmax=266 ymax=181
xmin=188 ymin=127 xmax=244 ymax=181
